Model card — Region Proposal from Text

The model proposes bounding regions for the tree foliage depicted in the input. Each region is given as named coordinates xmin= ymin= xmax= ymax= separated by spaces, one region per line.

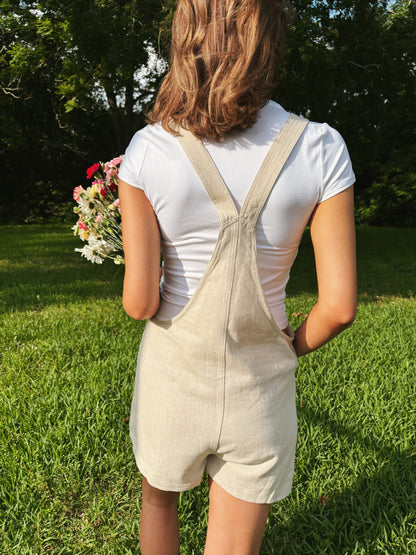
xmin=278 ymin=0 xmax=416 ymax=224
xmin=0 ymin=0 xmax=165 ymax=222
xmin=0 ymin=0 xmax=415 ymax=224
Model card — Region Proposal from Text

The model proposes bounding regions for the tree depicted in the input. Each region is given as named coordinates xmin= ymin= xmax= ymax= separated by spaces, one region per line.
xmin=0 ymin=0 xmax=166 ymax=222
xmin=1 ymin=0 xmax=415 ymax=224
xmin=278 ymin=0 xmax=416 ymax=224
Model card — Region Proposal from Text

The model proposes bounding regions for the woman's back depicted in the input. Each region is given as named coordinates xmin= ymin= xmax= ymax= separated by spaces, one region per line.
xmin=119 ymin=101 xmax=355 ymax=328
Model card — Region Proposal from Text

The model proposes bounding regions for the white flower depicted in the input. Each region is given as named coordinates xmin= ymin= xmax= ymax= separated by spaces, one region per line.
xmin=75 ymin=245 xmax=103 ymax=264
xmin=89 ymin=236 xmax=114 ymax=256
xmin=78 ymin=196 xmax=94 ymax=218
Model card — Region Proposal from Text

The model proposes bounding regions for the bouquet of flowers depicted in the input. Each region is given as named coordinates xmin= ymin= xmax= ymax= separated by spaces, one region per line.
xmin=72 ymin=156 xmax=124 ymax=264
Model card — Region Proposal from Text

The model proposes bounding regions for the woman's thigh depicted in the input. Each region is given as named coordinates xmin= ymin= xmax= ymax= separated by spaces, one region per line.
xmin=141 ymin=477 xmax=180 ymax=508
xmin=204 ymin=477 xmax=270 ymax=555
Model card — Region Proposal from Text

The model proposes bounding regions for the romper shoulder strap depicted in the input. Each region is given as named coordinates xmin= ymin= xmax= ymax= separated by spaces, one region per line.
xmin=176 ymin=113 xmax=308 ymax=224
xmin=177 ymin=128 xmax=238 ymax=223
xmin=240 ymin=114 xmax=308 ymax=223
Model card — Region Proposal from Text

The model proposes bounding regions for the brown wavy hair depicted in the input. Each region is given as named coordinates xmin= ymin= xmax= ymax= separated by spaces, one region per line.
xmin=147 ymin=0 xmax=288 ymax=141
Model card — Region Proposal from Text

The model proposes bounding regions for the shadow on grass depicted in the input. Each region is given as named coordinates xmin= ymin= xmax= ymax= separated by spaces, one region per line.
xmin=287 ymin=226 xmax=416 ymax=301
xmin=0 ymin=264 xmax=124 ymax=312
xmin=263 ymin=405 xmax=415 ymax=554
xmin=2 ymin=225 xmax=415 ymax=314
xmin=2 ymin=225 xmax=414 ymax=552
xmin=0 ymin=225 xmax=124 ymax=313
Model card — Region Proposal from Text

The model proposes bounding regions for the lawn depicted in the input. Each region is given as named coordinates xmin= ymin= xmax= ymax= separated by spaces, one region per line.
xmin=0 ymin=225 xmax=415 ymax=554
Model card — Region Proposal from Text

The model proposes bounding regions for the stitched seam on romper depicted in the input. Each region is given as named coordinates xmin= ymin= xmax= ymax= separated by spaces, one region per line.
xmin=213 ymin=219 xmax=240 ymax=451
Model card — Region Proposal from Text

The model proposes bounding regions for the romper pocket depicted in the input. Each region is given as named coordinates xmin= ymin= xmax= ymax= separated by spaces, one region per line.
xmin=281 ymin=325 xmax=295 ymax=341
xmin=281 ymin=325 xmax=298 ymax=359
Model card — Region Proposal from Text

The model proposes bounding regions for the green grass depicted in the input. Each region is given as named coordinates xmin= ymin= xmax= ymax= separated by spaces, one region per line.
xmin=1 ymin=225 xmax=415 ymax=554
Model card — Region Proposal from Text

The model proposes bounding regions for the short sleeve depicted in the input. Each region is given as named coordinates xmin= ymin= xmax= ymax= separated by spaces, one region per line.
xmin=118 ymin=131 xmax=149 ymax=190
xmin=319 ymin=123 xmax=355 ymax=203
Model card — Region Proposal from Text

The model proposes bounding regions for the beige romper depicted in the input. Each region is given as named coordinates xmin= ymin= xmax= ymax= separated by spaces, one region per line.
xmin=129 ymin=114 xmax=309 ymax=504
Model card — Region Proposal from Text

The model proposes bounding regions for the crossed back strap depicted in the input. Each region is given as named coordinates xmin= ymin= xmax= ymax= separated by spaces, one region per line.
xmin=177 ymin=113 xmax=308 ymax=224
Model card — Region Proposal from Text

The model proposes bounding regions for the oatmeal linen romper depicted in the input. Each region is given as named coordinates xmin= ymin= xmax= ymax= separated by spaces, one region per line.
xmin=129 ymin=114 xmax=309 ymax=504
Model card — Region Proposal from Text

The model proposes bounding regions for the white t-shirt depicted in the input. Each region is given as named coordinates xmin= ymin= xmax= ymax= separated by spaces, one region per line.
xmin=119 ymin=101 xmax=355 ymax=328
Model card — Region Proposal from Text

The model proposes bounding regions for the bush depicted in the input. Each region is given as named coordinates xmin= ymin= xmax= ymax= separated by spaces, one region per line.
xmin=355 ymin=170 xmax=416 ymax=226
xmin=20 ymin=181 xmax=74 ymax=225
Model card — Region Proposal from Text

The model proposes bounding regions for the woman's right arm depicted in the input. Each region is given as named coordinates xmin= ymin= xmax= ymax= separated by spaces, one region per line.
xmin=293 ymin=186 xmax=357 ymax=357
xmin=119 ymin=179 xmax=161 ymax=320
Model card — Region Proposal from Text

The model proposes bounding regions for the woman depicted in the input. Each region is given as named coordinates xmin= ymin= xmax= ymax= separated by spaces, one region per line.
xmin=118 ymin=0 xmax=357 ymax=553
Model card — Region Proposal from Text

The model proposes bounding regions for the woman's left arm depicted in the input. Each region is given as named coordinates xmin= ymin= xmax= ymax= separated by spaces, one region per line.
xmin=293 ymin=186 xmax=357 ymax=356
xmin=119 ymin=179 xmax=161 ymax=320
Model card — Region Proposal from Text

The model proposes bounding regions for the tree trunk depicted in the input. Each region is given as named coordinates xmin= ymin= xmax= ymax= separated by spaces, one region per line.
xmin=124 ymin=74 xmax=135 ymax=143
xmin=104 ymin=86 xmax=124 ymax=153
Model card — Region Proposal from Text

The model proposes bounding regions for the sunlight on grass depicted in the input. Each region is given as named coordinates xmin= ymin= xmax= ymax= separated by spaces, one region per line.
xmin=0 ymin=225 xmax=415 ymax=553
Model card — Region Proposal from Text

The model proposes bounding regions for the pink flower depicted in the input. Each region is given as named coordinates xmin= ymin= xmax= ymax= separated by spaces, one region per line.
xmin=104 ymin=167 xmax=118 ymax=179
xmin=73 ymin=185 xmax=84 ymax=202
xmin=110 ymin=155 xmax=123 ymax=166
xmin=77 ymin=220 xmax=88 ymax=231
xmin=86 ymin=163 xmax=101 ymax=180
xmin=104 ymin=155 xmax=123 ymax=178
xmin=95 ymin=214 xmax=103 ymax=223
xmin=113 ymin=199 xmax=120 ymax=208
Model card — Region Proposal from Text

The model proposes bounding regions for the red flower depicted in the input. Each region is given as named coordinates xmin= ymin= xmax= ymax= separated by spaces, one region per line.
xmin=77 ymin=220 xmax=88 ymax=231
xmin=86 ymin=163 xmax=101 ymax=180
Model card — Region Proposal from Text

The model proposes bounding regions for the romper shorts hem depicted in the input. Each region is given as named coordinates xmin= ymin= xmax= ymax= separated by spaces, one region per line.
xmin=137 ymin=462 xmax=294 ymax=504
xmin=135 ymin=447 xmax=295 ymax=504
xmin=205 ymin=453 xmax=296 ymax=504
xmin=136 ymin=461 xmax=204 ymax=492
xmin=206 ymin=472 xmax=293 ymax=505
